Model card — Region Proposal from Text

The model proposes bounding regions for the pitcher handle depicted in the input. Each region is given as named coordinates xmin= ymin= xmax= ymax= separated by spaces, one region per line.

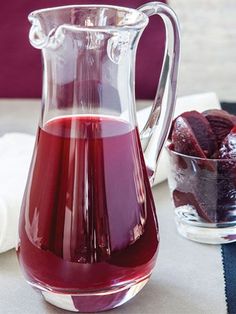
xmin=137 ymin=2 xmax=180 ymax=185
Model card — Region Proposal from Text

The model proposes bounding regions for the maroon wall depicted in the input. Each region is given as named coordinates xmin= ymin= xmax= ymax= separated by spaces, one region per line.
xmin=0 ymin=1 xmax=166 ymax=99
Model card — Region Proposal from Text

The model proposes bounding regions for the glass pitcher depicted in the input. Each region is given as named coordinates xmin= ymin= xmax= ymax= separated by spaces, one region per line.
xmin=17 ymin=2 xmax=180 ymax=312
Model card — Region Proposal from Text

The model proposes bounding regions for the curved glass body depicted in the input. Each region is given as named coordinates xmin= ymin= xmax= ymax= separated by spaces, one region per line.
xmin=17 ymin=3 xmax=180 ymax=312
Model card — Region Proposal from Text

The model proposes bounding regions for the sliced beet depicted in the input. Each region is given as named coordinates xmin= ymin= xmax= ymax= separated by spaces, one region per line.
xmin=172 ymin=189 xmax=211 ymax=221
xmin=217 ymin=127 xmax=236 ymax=221
xmin=218 ymin=126 xmax=236 ymax=181
xmin=217 ymin=177 xmax=236 ymax=222
xmin=203 ymin=109 xmax=236 ymax=147
xmin=169 ymin=149 xmax=217 ymax=223
xmin=171 ymin=116 xmax=215 ymax=171
xmin=171 ymin=116 xmax=207 ymax=158
xmin=169 ymin=109 xmax=236 ymax=224
xmin=168 ymin=144 xmax=188 ymax=170
xmin=219 ymin=126 xmax=236 ymax=159
xmin=173 ymin=189 xmax=217 ymax=223
xmin=180 ymin=111 xmax=217 ymax=157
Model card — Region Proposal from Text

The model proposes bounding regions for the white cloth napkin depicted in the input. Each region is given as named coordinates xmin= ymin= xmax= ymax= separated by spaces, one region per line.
xmin=0 ymin=92 xmax=221 ymax=253
xmin=0 ymin=133 xmax=35 ymax=253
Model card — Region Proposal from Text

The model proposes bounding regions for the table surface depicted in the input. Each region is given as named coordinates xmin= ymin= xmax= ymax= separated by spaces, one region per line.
xmin=0 ymin=99 xmax=226 ymax=314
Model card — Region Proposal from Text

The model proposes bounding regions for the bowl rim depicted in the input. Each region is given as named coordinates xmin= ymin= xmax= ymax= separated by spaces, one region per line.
xmin=165 ymin=143 xmax=236 ymax=162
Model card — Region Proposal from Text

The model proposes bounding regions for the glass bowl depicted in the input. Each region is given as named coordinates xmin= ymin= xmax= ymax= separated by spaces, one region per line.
xmin=167 ymin=146 xmax=236 ymax=244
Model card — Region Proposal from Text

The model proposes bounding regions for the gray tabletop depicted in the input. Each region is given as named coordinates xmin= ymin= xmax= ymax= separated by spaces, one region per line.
xmin=0 ymin=99 xmax=226 ymax=314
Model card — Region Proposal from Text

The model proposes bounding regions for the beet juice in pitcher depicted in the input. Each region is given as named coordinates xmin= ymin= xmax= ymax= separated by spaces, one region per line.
xmin=17 ymin=3 xmax=180 ymax=312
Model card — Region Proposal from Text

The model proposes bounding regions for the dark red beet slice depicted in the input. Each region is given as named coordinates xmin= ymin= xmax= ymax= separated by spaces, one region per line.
xmin=219 ymin=126 xmax=236 ymax=159
xmin=180 ymin=111 xmax=217 ymax=158
xmin=203 ymin=109 xmax=236 ymax=147
xmin=173 ymin=189 xmax=216 ymax=223
xmin=172 ymin=169 xmax=218 ymax=223
xmin=217 ymin=127 xmax=236 ymax=221
xmin=168 ymin=144 xmax=188 ymax=170
xmin=168 ymin=120 xmax=175 ymax=141
xmin=170 ymin=111 xmax=217 ymax=157
xmin=169 ymin=110 xmax=236 ymax=223
xmin=169 ymin=146 xmax=217 ymax=222
xmin=171 ymin=116 xmax=207 ymax=158
xmin=218 ymin=126 xmax=236 ymax=179
xmin=217 ymin=177 xmax=236 ymax=222
xmin=171 ymin=116 xmax=215 ymax=172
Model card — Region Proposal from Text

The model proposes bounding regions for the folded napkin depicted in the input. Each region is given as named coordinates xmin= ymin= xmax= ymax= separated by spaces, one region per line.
xmin=0 ymin=92 xmax=221 ymax=253
xmin=0 ymin=133 xmax=35 ymax=253
xmin=137 ymin=92 xmax=221 ymax=185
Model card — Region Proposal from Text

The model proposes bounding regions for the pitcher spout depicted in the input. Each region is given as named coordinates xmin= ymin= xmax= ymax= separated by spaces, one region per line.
xmin=28 ymin=13 xmax=66 ymax=50
xmin=28 ymin=5 xmax=148 ymax=50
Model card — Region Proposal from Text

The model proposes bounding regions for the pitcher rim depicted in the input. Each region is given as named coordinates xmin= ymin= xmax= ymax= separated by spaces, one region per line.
xmin=28 ymin=4 xmax=149 ymax=30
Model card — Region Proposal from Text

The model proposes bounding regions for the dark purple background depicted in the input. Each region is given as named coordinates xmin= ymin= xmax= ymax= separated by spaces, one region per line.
xmin=0 ymin=1 xmax=166 ymax=99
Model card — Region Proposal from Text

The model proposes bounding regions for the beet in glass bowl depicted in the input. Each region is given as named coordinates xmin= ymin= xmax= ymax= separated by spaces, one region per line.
xmin=167 ymin=146 xmax=236 ymax=244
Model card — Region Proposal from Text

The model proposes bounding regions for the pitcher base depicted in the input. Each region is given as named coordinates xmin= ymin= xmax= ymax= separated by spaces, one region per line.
xmin=41 ymin=278 xmax=149 ymax=312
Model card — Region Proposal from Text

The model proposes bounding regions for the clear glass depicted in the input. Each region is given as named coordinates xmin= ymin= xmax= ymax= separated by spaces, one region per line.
xmin=167 ymin=147 xmax=236 ymax=244
xmin=17 ymin=3 xmax=180 ymax=312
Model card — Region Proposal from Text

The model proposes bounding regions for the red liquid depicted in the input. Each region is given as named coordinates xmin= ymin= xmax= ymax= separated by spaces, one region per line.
xmin=18 ymin=115 xmax=159 ymax=310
